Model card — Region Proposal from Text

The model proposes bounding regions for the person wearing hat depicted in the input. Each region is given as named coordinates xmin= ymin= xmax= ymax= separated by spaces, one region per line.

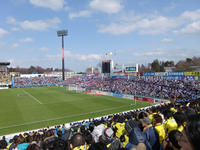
xmin=100 ymin=127 xmax=123 ymax=150
xmin=140 ymin=117 xmax=160 ymax=150
xmin=125 ymin=127 xmax=147 ymax=150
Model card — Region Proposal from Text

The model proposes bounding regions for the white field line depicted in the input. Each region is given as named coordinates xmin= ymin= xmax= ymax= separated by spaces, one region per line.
xmin=0 ymin=105 xmax=129 ymax=130
xmin=23 ymin=90 xmax=42 ymax=104
xmin=43 ymin=97 xmax=130 ymax=105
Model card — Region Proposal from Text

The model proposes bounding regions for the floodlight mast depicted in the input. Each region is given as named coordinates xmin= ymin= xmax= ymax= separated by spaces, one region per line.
xmin=57 ymin=30 xmax=67 ymax=81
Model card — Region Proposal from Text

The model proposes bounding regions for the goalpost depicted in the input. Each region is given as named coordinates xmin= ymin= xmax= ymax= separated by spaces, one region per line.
xmin=65 ymin=84 xmax=85 ymax=93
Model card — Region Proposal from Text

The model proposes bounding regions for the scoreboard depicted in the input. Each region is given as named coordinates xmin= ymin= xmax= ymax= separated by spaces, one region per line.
xmin=102 ymin=60 xmax=111 ymax=73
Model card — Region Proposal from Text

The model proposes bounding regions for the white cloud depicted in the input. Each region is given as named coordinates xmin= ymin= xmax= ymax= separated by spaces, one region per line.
xmin=20 ymin=37 xmax=33 ymax=43
xmin=0 ymin=28 xmax=9 ymax=37
xmin=64 ymin=6 xmax=70 ymax=11
xmin=161 ymin=38 xmax=173 ymax=43
xmin=69 ymin=10 xmax=92 ymax=19
xmin=181 ymin=9 xmax=200 ymax=21
xmin=7 ymin=17 xmax=17 ymax=24
xmin=40 ymin=47 xmax=48 ymax=51
xmin=20 ymin=17 xmax=61 ymax=31
xmin=133 ymin=49 xmax=165 ymax=57
xmin=29 ymin=0 xmax=65 ymax=10
xmin=11 ymin=27 xmax=20 ymax=31
xmin=98 ymin=15 xmax=180 ymax=35
xmin=98 ymin=23 xmax=135 ymax=35
xmin=89 ymin=0 xmax=123 ymax=14
xmin=131 ymin=48 xmax=200 ymax=65
xmin=46 ymin=50 xmax=101 ymax=61
xmin=12 ymin=43 xmax=19 ymax=48
xmin=75 ymin=53 xmax=101 ymax=61
xmin=8 ymin=17 xmax=61 ymax=31
xmin=175 ymin=21 xmax=200 ymax=36
xmin=163 ymin=3 xmax=176 ymax=12
xmin=97 ymin=9 xmax=200 ymax=35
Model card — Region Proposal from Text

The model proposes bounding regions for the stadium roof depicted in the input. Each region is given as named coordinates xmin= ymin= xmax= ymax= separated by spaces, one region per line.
xmin=0 ymin=62 xmax=10 ymax=66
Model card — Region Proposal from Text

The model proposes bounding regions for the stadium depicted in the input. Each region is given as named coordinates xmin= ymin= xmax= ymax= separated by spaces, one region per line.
xmin=0 ymin=57 xmax=200 ymax=150
xmin=1 ymin=1 xmax=200 ymax=150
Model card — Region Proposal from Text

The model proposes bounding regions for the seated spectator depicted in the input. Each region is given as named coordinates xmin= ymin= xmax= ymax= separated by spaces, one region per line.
xmin=91 ymin=121 xmax=105 ymax=143
xmin=15 ymin=135 xmax=29 ymax=150
xmin=113 ymin=116 xmax=125 ymax=139
xmin=125 ymin=127 xmax=146 ymax=150
xmin=162 ymin=130 xmax=182 ymax=150
xmin=88 ymin=142 xmax=108 ymax=150
xmin=0 ymin=138 xmax=7 ymax=150
xmin=26 ymin=143 xmax=41 ymax=150
xmin=70 ymin=133 xmax=87 ymax=150
xmin=178 ymin=115 xmax=200 ymax=150
xmin=163 ymin=110 xmax=177 ymax=134
xmin=99 ymin=127 xmax=123 ymax=150
xmin=173 ymin=112 xmax=187 ymax=132
xmin=140 ymin=117 xmax=160 ymax=150
xmin=153 ymin=114 xmax=166 ymax=144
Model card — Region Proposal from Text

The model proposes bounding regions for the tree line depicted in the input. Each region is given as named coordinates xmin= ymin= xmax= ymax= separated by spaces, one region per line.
xmin=8 ymin=57 xmax=200 ymax=74
xmin=139 ymin=57 xmax=200 ymax=73
xmin=8 ymin=66 xmax=71 ymax=74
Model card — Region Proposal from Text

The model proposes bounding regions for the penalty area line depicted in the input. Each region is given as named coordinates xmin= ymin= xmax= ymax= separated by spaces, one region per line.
xmin=0 ymin=105 xmax=130 ymax=130
xmin=23 ymin=90 xmax=42 ymax=104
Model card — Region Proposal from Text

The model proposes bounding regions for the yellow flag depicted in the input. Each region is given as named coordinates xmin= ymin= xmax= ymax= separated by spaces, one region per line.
xmin=105 ymin=52 xmax=108 ymax=57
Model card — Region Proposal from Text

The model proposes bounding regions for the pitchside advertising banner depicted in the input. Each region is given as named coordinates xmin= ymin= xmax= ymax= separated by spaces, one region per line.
xmin=113 ymin=93 xmax=123 ymax=98
xmin=68 ymin=87 xmax=166 ymax=104
xmin=134 ymin=96 xmax=154 ymax=103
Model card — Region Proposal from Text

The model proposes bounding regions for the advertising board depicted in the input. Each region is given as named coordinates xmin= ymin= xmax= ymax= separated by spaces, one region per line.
xmin=124 ymin=64 xmax=138 ymax=73
xmin=134 ymin=96 xmax=154 ymax=103
xmin=122 ymin=94 xmax=134 ymax=100
xmin=143 ymin=72 xmax=154 ymax=76
xmin=113 ymin=93 xmax=123 ymax=98
xmin=113 ymin=64 xmax=123 ymax=73
xmin=185 ymin=76 xmax=195 ymax=81
xmin=168 ymin=72 xmax=184 ymax=76
xmin=154 ymin=72 xmax=168 ymax=76
xmin=184 ymin=72 xmax=200 ymax=76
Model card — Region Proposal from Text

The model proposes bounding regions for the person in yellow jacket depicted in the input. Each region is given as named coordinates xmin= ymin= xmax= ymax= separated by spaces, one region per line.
xmin=148 ymin=108 xmax=158 ymax=122
xmin=163 ymin=110 xmax=178 ymax=134
xmin=119 ymin=132 xmax=129 ymax=148
xmin=153 ymin=114 xmax=166 ymax=144
xmin=113 ymin=121 xmax=125 ymax=139
xmin=173 ymin=112 xmax=187 ymax=132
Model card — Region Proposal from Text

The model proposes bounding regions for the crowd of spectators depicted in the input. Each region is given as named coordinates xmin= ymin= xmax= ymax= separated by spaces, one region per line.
xmin=13 ymin=77 xmax=61 ymax=87
xmin=14 ymin=77 xmax=30 ymax=88
xmin=0 ymin=100 xmax=200 ymax=150
xmin=0 ymin=73 xmax=11 ymax=85
xmin=13 ymin=75 xmax=200 ymax=102
xmin=64 ymin=76 xmax=200 ymax=101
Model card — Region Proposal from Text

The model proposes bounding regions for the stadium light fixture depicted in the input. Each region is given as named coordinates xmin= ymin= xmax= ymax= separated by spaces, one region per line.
xmin=57 ymin=30 xmax=68 ymax=80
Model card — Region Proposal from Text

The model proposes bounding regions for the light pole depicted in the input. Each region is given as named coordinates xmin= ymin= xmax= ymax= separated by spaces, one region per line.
xmin=57 ymin=30 xmax=67 ymax=80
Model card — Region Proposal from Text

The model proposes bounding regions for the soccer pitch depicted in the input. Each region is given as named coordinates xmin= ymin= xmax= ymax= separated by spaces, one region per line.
xmin=0 ymin=87 xmax=152 ymax=135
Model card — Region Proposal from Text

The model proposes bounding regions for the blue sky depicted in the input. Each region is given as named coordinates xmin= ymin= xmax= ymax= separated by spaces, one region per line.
xmin=0 ymin=0 xmax=200 ymax=72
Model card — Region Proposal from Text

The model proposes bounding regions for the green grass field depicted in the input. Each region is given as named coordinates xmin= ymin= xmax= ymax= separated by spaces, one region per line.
xmin=0 ymin=87 xmax=152 ymax=135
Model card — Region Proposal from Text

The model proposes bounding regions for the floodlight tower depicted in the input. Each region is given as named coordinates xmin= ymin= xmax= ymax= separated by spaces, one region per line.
xmin=57 ymin=30 xmax=67 ymax=80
